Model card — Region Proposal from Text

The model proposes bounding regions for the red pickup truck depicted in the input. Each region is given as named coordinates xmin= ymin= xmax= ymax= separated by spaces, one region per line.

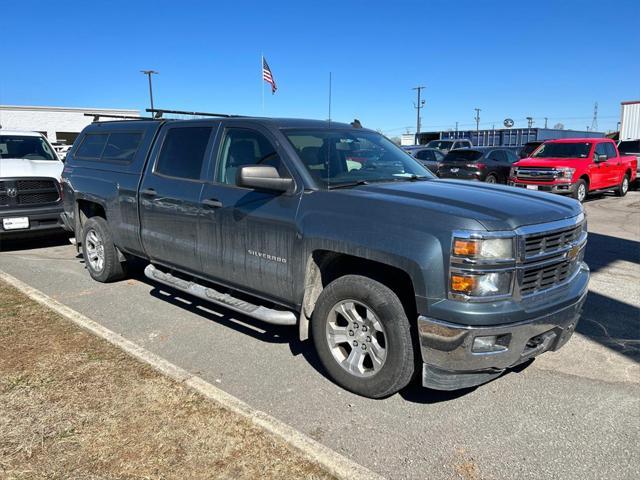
xmin=509 ymin=138 xmax=637 ymax=202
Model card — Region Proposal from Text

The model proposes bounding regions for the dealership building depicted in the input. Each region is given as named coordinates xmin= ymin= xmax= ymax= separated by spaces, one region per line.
xmin=0 ymin=105 xmax=140 ymax=144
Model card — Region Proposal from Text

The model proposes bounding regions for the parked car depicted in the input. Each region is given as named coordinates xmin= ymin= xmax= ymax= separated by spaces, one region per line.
xmin=618 ymin=139 xmax=640 ymax=188
xmin=438 ymin=147 xmax=519 ymax=183
xmin=62 ymin=116 xmax=588 ymax=398
xmin=51 ymin=141 xmax=72 ymax=160
xmin=425 ymin=138 xmax=472 ymax=153
xmin=510 ymin=138 xmax=637 ymax=202
xmin=403 ymin=146 xmax=444 ymax=173
xmin=0 ymin=130 xmax=64 ymax=238
xmin=519 ymin=141 xmax=544 ymax=159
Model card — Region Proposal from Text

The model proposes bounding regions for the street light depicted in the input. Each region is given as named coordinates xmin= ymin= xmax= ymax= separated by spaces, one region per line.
xmin=140 ymin=70 xmax=158 ymax=112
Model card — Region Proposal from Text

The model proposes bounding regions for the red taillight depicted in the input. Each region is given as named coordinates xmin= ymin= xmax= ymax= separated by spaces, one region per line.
xmin=472 ymin=162 xmax=486 ymax=169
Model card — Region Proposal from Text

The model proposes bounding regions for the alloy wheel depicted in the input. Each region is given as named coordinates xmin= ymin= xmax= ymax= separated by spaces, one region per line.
xmin=85 ymin=229 xmax=105 ymax=273
xmin=325 ymin=300 xmax=387 ymax=377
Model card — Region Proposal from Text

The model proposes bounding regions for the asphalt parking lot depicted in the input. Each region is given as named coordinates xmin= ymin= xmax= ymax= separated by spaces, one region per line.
xmin=1 ymin=192 xmax=638 ymax=480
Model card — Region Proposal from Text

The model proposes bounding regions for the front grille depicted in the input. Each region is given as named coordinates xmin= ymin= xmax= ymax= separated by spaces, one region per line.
xmin=0 ymin=177 xmax=60 ymax=208
xmin=521 ymin=258 xmax=578 ymax=295
xmin=16 ymin=179 xmax=57 ymax=191
xmin=524 ymin=224 xmax=583 ymax=258
xmin=18 ymin=192 xmax=60 ymax=205
xmin=515 ymin=168 xmax=556 ymax=182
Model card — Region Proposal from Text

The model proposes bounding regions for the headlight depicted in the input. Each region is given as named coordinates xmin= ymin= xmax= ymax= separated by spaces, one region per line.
xmin=450 ymin=271 xmax=513 ymax=297
xmin=452 ymin=237 xmax=514 ymax=260
xmin=555 ymin=167 xmax=575 ymax=182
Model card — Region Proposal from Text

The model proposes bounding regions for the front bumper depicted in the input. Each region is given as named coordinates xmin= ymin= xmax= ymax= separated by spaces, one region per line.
xmin=0 ymin=204 xmax=64 ymax=237
xmin=510 ymin=181 xmax=576 ymax=194
xmin=418 ymin=265 xmax=589 ymax=390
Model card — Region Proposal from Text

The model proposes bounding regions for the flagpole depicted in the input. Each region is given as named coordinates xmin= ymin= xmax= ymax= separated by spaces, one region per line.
xmin=328 ymin=72 xmax=332 ymax=122
xmin=261 ymin=53 xmax=264 ymax=115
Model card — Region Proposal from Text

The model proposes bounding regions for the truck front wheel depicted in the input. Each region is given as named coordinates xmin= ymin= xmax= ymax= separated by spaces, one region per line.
xmin=81 ymin=217 xmax=126 ymax=283
xmin=311 ymin=275 xmax=415 ymax=398
xmin=573 ymin=179 xmax=588 ymax=202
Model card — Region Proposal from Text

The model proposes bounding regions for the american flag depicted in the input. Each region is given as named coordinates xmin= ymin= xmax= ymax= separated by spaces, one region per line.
xmin=262 ymin=57 xmax=277 ymax=94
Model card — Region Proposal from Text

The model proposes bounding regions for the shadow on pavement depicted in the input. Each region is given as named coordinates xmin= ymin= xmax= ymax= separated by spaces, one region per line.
xmin=0 ymin=232 xmax=70 ymax=252
xmin=584 ymin=232 xmax=639 ymax=274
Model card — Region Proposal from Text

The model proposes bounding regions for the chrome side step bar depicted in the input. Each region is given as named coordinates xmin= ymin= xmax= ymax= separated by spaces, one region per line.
xmin=144 ymin=264 xmax=297 ymax=326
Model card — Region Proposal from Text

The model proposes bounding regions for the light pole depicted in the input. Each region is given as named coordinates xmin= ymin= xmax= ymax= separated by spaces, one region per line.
xmin=412 ymin=86 xmax=426 ymax=143
xmin=474 ymin=108 xmax=481 ymax=145
xmin=140 ymin=70 xmax=158 ymax=112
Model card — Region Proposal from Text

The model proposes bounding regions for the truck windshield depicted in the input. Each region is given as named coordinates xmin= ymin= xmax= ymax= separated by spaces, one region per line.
xmin=532 ymin=142 xmax=592 ymax=159
xmin=0 ymin=135 xmax=57 ymax=161
xmin=284 ymin=129 xmax=434 ymax=188
xmin=441 ymin=150 xmax=483 ymax=162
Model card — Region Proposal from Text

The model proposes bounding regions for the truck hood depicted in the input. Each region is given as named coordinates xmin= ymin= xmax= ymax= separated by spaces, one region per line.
xmin=345 ymin=179 xmax=582 ymax=231
xmin=515 ymin=157 xmax=584 ymax=168
xmin=0 ymin=158 xmax=64 ymax=180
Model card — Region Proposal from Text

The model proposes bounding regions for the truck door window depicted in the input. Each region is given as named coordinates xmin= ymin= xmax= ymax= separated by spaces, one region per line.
xmin=594 ymin=143 xmax=607 ymax=160
xmin=604 ymin=143 xmax=617 ymax=159
xmin=155 ymin=127 xmax=212 ymax=180
xmin=217 ymin=129 xmax=289 ymax=186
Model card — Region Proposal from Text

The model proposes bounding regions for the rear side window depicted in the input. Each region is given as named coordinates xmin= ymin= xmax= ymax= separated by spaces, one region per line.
xmin=618 ymin=140 xmax=640 ymax=154
xmin=489 ymin=150 xmax=507 ymax=162
xmin=102 ymin=132 xmax=143 ymax=162
xmin=155 ymin=127 xmax=212 ymax=180
xmin=76 ymin=134 xmax=108 ymax=159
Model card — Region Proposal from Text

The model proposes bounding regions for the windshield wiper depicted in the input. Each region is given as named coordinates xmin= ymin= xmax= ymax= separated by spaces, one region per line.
xmin=327 ymin=180 xmax=370 ymax=190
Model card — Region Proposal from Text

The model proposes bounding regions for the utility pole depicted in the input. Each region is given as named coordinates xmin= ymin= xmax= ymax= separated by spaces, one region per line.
xmin=412 ymin=86 xmax=426 ymax=139
xmin=526 ymin=116 xmax=534 ymax=128
xmin=544 ymin=117 xmax=548 ymax=128
xmin=455 ymin=121 xmax=459 ymax=132
xmin=140 ymin=70 xmax=158 ymax=112
xmin=474 ymin=108 xmax=481 ymax=145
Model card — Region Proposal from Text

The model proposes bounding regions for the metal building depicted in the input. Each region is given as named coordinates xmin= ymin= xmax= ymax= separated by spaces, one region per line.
xmin=416 ymin=127 xmax=604 ymax=148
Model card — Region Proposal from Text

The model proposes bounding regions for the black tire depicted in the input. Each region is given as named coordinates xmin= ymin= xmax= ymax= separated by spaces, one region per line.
xmin=572 ymin=179 xmax=588 ymax=202
xmin=311 ymin=275 xmax=415 ymax=398
xmin=485 ymin=173 xmax=499 ymax=184
xmin=81 ymin=216 xmax=126 ymax=283
xmin=615 ymin=174 xmax=630 ymax=197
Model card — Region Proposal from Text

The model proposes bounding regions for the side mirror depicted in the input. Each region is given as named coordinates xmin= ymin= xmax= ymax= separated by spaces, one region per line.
xmin=596 ymin=154 xmax=607 ymax=163
xmin=236 ymin=165 xmax=293 ymax=193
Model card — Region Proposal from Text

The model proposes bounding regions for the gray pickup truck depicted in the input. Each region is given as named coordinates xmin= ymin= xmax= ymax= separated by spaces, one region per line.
xmin=61 ymin=116 xmax=589 ymax=398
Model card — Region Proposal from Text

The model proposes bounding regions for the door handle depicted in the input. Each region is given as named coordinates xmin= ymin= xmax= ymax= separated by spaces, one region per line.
xmin=141 ymin=188 xmax=157 ymax=197
xmin=202 ymin=198 xmax=223 ymax=208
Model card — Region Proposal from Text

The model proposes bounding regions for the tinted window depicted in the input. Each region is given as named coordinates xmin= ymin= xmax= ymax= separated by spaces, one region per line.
xmin=506 ymin=150 xmax=519 ymax=163
xmin=604 ymin=142 xmax=617 ymax=158
xmin=102 ymin=132 xmax=143 ymax=162
xmin=416 ymin=150 xmax=434 ymax=161
xmin=426 ymin=140 xmax=454 ymax=150
xmin=454 ymin=141 xmax=470 ymax=149
xmin=76 ymin=134 xmax=108 ymax=159
xmin=441 ymin=150 xmax=483 ymax=162
xmin=155 ymin=127 xmax=212 ymax=180
xmin=489 ymin=150 xmax=508 ymax=162
xmin=618 ymin=140 xmax=640 ymax=154
xmin=217 ymin=128 xmax=289 ymax=185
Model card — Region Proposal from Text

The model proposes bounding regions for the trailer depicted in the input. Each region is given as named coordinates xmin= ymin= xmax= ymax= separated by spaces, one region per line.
xmin=620 ymin=100 xmax=640 ymax=141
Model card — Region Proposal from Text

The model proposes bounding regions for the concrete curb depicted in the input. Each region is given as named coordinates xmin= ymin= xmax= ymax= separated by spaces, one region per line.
xmin=0 ymin=270 xmax=385 ymax=480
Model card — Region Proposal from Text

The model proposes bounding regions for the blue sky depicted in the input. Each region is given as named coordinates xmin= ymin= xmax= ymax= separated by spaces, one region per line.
xmin=1 ymin=0 xmax=639 ymax=134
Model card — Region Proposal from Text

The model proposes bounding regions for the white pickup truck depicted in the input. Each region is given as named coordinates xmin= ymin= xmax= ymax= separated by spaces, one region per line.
xmin=0 ymin=130 xmax=65 ymax=238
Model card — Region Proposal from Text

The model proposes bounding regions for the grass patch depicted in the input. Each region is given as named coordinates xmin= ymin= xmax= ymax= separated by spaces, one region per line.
xmin=0 ymin=280 xmax=333 ymax=479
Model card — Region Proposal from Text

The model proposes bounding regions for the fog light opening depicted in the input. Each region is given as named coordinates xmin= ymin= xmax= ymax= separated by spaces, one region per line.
xmin=472 ymin=334 xmax=510 ymax=353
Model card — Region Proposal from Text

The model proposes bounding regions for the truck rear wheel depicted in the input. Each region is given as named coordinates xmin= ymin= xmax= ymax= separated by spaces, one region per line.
xmin=81 ymin=217 xmax=126 ymax=283
xmin=573 ymin=179 xmax=588 ymax=202
xmin=311 ymin=275 xmax=415 ymax=398
xmin=615 ymin=174 xmax=630 ymax=197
